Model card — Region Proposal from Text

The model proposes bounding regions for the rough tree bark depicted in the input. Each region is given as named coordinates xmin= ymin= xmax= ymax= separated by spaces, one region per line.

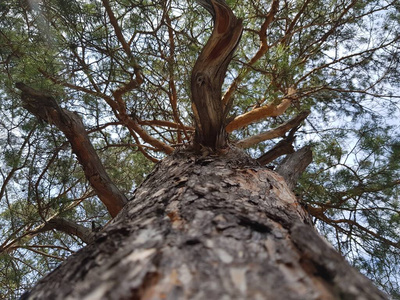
xmin=22 ymin=149 xmax=386 ymax=299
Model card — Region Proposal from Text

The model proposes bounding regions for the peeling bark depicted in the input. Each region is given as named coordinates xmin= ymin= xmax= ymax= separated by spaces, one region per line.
xmin=22 ymin=149 xmax=386 ymax=300
xmin=226 ymin=97 xmax=292 ymax=132
xmin=16 ymin=83 xmax=127 ymax=217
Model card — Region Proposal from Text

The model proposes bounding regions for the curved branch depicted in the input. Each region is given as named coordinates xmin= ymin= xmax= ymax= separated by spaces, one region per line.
xmin=102 ymin=0 xmax=140 ymax=71
xmin=191 ymin=0 xmax=243 ymax=149
xmin=37 ymin=218 xmax=95 ymax=244
xmin=222 ymin=0 xmax=279 ymax=106
xmin=16 ymin=83 xmax=127 ymax=217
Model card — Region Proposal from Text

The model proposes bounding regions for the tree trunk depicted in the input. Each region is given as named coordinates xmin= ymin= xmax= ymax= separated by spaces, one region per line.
xmin=22 ymin=149 xmax=386 ymax=300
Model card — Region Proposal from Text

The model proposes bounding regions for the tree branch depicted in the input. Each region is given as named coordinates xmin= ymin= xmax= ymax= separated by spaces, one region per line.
xmin=226 ymin=87 xmax=296 ymax=132
xmin=257 ymin=135 xmax=296 ymax=166
xmin=16 ymin=83 xmax=128 ymax=218
xmin=38 ymin=218 xmax=94 ymax=243
xmin=102 ymin=0 xmax=138 ymax=67
xmin=222 ymin=0 xmax=279 ymax=106
xmin=137 ymin=119 xmax=194 ymax=131
xmin=275 ymin=145 xmax=313 ymax=190
xmin=237 ymin=110 xmax=310 ymax=148
xmin=319 ymin=215 xmax=400 ymax=250
xmin=191 ymin=0 xmax=243 ymax=149
xmin=0 ymin=217 xmax=94 ymax=254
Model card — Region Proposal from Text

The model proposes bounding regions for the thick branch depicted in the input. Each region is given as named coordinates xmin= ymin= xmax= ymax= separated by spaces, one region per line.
xmin=237 ymin=110 xmax=310 ymax=148
xmin=275 ymin=145 xmax=313 ymax=190
xmin=191 ymin=0 xmax=243 ymax=149
xmin=38 ymin=218 xmax=95 ymax=243
xmin=257 ymin=136 xmax=296 ymax=166
xmin=226 ymin=87 xmax=296 ymax=132
xmin=16 ymin=83 xmax=127 ymax=218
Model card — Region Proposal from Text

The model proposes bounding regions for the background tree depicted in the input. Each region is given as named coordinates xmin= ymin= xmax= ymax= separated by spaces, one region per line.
xmin=0 ymin=0 xmax=399 ymax=298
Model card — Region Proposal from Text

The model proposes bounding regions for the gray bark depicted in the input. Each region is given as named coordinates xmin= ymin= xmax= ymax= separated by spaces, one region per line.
xmin=276 ymin=145 xmax=313 ymax=190
xmin=22 ymin=148 xmax=386 ymax=300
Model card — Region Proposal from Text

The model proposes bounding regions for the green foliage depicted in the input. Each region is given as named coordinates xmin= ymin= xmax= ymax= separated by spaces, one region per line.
xmin=298 ymin=122 xmax=400 ymax=295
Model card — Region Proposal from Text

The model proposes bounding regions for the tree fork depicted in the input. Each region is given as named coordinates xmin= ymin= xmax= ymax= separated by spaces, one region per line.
xmin=191 ymin=0 xmax=243 ymax=149
xmin=16 ymin=83 xmax=127 ymax=218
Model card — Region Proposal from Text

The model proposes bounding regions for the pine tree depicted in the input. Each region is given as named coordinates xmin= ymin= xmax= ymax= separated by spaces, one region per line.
xmin=0 ymin=0 xmax=399 ymax=298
